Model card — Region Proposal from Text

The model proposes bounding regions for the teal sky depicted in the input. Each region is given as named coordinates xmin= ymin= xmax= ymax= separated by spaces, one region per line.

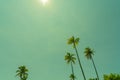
xmin=0 ymin=0 xmax=120 ymax=80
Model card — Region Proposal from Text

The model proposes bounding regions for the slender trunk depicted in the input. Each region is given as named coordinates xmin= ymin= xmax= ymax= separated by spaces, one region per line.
xmin=73 ymin=43 xmax=86 ymax=80
xmin=71 ymin=62 xmax=75 ymax=80
xmin=91 ymin=57 xmax=99 ymax=80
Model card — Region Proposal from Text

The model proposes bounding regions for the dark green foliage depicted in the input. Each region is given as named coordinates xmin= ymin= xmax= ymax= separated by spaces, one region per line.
xmin=67 ymin=36 xmax=79 ymax=48
xmin=104 ymin=73 xmax=120 ymax=80
xmin=69 ymin=74 xmax=76 ymax=80
xmin=65 ymin=52 xmax=76 ymax=64
xmin=89 ymin=78 xmax=97 ymax=80
xmin=84 ymin=47 xmax=94 ymax=59
xmin=16 ymin=66 xmax=28 ymax=80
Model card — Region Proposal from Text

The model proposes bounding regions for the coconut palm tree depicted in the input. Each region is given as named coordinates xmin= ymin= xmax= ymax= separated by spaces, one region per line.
xmin=84 ymin=47 xmax=99 ymax=80
xmin=70 ymin=74 xmax=76 ymax=80
xmin=67 ymin=36 xmax=86 ymax=80
xmin=65 ymin=52 xmax=76 ymax=80
xmin=16 ymin=66 xmax=28 ymax=80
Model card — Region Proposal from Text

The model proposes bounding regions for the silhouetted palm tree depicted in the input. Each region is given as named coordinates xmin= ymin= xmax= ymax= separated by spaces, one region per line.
xmin=70 ymin=74 xmax=76 ymax=80
xmin=65 ymin=52 xmax=76 ymax=80
xmin=67 ymin=36 xmax=86 ymax=80
xmin=84 ymin=47 xmax=99 ymax=80
xmin=16 ymin=66 xmax=28 ymax=80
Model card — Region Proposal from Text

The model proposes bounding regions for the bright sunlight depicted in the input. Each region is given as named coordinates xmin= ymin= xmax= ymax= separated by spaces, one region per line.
xmin=40 ymin=0 xmax=48 ymax=5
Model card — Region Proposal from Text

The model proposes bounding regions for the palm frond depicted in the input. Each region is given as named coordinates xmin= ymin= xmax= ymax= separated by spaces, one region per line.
xmin=67 ymin=36 xmax=74 ymax=44
xmin=16 ymin=70 xmax=20 ymax=73
xmin=75 ymin=38 xmax=80 ymax=45
xmin=16 ymin=65 xmax=28 ymax=80
xmin=70 ymin=74 xmax=76 ymax=80
xmin=72 ymin=59 xmax=76 ymax=64
xmin=16 ymin=73 xmax=20 ymax=76
xmin=84 ymin=47 xmax=94 ymax=59
xmin=65 ymin=52 xmax=76 ymax=64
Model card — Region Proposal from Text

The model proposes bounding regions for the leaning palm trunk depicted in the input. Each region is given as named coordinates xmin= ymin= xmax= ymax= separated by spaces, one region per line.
xmin=71 ymin=62 xmax=75 ymax=80
xmin=73 ymin=43 xmax=86 ymax=80
xmin=91 ymin=57 xmax=99 ymax=80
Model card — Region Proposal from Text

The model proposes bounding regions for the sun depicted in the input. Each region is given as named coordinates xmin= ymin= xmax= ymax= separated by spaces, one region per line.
xmin=40 ymin=0 xmax=48 ymax=5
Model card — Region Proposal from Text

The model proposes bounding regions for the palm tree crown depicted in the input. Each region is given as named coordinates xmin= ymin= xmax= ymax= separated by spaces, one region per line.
xmin=65 ymin=52 xmax=76 ymax=64
xmin=67 ymin=36 xmax=79 ymax=47
xmin=16 ymin=66 xmax=28 ymax=80
xmin=70 ymin=74 xmax=76 ymax=80
xmin=84 ymin=47 xmax=94 ymax=59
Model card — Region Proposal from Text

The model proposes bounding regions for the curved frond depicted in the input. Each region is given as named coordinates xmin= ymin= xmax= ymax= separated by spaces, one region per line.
xmin=16 ymin=73 xmax=20 ymax=76
xmin=16 ymin=70 xmax=20 ymax=73
xmin=67 ymin=36 xmax=74 ymax=44
xmin=70 ymin=74 xmax=76 ymax=80
xmin=84 ymin=47 xmax=94 ymax=59
xmin=16 ymin=65 xmax=28 ymax=80
xmin=65 ymin=52 xmax=76 ymax=64
xmin=75 ymin=38 xmax=80 ymax=45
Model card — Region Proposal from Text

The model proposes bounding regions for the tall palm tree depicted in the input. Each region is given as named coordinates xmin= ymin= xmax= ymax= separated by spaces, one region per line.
xmin=16 ymin=66 xmax=28 ymax=80
xmin=84 ymin=47 xmax=99 ymax=80
xmin=67 ymin=36 xmax=86 ymax=80
xmin=65 ymin=52 xmax=76 ymax=80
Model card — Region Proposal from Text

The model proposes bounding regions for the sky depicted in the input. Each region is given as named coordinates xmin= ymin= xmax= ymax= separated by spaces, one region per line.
xmin=0 ymin=0 xmax=120 ymax=80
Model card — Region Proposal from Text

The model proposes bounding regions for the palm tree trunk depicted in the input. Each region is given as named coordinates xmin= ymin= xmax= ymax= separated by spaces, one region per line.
xmin=71 ymin=62 xmax=75 ymax=80
xmin=91 ymin=57 xmax=99 ymax=80
xmin=73 ymin=43 xmax=86 ymax=80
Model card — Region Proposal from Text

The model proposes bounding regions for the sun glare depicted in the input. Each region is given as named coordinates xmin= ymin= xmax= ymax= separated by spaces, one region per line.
xmin=40 ymin=0 xmax=48 ymax=5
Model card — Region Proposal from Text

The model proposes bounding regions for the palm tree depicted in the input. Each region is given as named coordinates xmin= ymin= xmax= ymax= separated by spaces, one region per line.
xmin=16 ymin=66 xmax=28 ymax=80
xmin=65 ymin=52 xmax=76 ymax=80
xmin=67 ymin=36 xmax=86 ymax=80
xmin=84 ymin=47 xmax=99 ymax=80
xmin=70 ymin=74 xmax=76 ymax=80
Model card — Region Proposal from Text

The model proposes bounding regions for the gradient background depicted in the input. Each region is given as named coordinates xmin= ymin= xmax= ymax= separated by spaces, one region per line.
xmin=0 ymin=0 xmax=120 ymax=80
